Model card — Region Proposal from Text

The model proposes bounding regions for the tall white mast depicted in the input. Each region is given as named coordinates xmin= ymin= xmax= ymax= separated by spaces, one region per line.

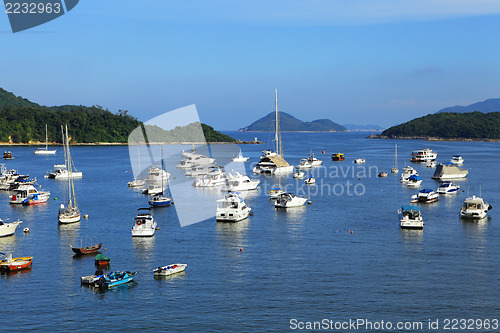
xmin=45 ymin=124 xmax=48 ymax=150
xmin=275 ymin=89 xmax=279 ymax=154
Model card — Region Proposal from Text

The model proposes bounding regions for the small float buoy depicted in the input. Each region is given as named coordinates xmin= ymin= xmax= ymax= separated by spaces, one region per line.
xmin=358 ymin=178 xmax=361 ymax=180
xmin=54 ymin=198 xmax=58 ymax=200
xmin=240 ymin=248 xmax=243 ymax=252
xmin=23 ymin=227 xmax=30 ymax=233
xmin=156 ymin=227 xmax=160 ymax=230
xmin=249 ymin=212 xmax=254 ymax=216
xmin=351 ymin=231 xmax=354 ymax=234
xmin=347 ymin=230 xmax=350 ymax=233
xmin=171 ymin=201 xmax=174 ymax=205
xmin=83 ymin=214 xmax=89 ymax=218
xmin=322 ymin=150 xmax=325 ymax=154
xmin=307 ymin=200 xmax=312 ymax=205
xmin=104 ymin=248 xmax=107 ymax=251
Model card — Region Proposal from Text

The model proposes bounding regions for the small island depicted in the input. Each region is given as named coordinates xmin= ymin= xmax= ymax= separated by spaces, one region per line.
xmin=239 ymin=111 xmax=347 ymax=132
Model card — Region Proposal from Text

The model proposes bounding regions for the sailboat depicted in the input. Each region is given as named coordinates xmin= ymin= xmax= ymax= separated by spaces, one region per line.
xmin=148 ymin=146 xmax=172 ymax=207
xmin=128 ymin=148 xmax=146 ymax=187
xmin=252 ymin=89 xmax=294 ymax=175
xmin=391 ymin=144 xmax=399 ymax=173
xmin=58 ymin=125 xmax=81 ymax=224
xmin=34 ymin=124 xmax=57 ymax=155
xmin=47 ymin=126 xmax=83 ymax=179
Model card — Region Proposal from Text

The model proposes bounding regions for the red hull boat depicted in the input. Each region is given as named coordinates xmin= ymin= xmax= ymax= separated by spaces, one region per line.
xmin=72 ymin=243 xmax=102 ymax=255
xmin=0 ymin=253 xmax=33 ymax=272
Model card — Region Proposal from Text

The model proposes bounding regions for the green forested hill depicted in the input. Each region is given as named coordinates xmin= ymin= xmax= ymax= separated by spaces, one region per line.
xmin=240 ymin=112 xmax=347 ymax=132
xmin=381 ymin=112 xmax=500 ymax=139
xmin=0 ymin=88 xmax=234 ymax=143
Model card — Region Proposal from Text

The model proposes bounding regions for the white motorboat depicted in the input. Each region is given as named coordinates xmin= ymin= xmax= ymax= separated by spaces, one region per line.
xmin=410 ymin=148 xmax=437 ymax=163
xmin=436 ymin=181 xmax=460 ymax=194
xmin=304 ymin=177 xmax=316 ymax=185
xmin=148 ymin=146 xmax=172 ymax=207
xmin=232 ymin=154 xmax=249 ymax=162
xmin=398 ymin=206 xmax=424 ymax=229
xmin=9 ymin=184 xmax=50 ymax=205
xmin=216 ymin=192 xmax=251 ymax=222
xmin=131 ymin=208 xmax=157 ymax=237
xmin=293 ymin=170 xmax=305 ymax=179
xmin=416 ymin=189 xmax=439 ymax=203
xmin=145 ymin=166 xmax=170 ymax=184
xmin=128 ymin=179 xmax=146 ymax=188
xmin=58 ymin=125 xmax=81 ymax=224
xmin=354 ymin=158 xmax=366 ymax=164
xmin=450 ymin=155 xmax=464 ymax=165
xmin=426 ymin=161 xmax=436 ymax=168
xmin=253 ymin=90 xmax=294 ymax=175
xmin=141 ymin=184 xmax=166 ymax=195
xmin=34 ymin=124 xmax=57 ymax=155
xmin=47 ymin=168 xmax=83 ymax=179
xmin=194 ymin=166 xmax=227 ymax=187
xmin=391 ymin=144 xmax=399 ymax=173
xmin=153 ymin=263 xmax=187 ymax=276
xmin=406 ymin=175 xmax=422 ymax=187
xmin=177 ymin=152 xmax=215 ymax=169
xmin=185 ymin=166 xmax=209 ymax=177
xmin=400 ymin=166 xmax=417 ymax=183
xmin=269 ymin=187 xmax=286 ymax=199
xmin=0 ymin=219 xmax=22 ymax=237
xmin=296 ymin=152 xmax=322 ymax=169
xmin=225 ymin=171 xmax=260 ymax=191
xmin=378 ymin=172 xmax=388 ymax=177
xmin=432 ymin=163 xmax=468 ymax=180
xmin=275 ymin=193 xmax=307 ymax=208
xmin=460 ymin=195 xmax=492 ymax=219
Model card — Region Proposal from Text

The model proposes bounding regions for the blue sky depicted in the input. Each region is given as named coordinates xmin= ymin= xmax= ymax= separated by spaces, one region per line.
xmin=2 ymin=1 xmax=500 ymax=129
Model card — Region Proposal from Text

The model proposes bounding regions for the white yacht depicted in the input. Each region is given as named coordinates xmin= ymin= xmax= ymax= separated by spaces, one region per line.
xmin=185 ymin=166 xmax=209 ymax=177
xmin=9 ymin=184 xmax=50 ymax=205
xmin=400 ymin=166 xmax=418 ymax=183
xmin=216 ymin=192 xmax=251 ymax=222
xmin=432 ymin=163 xmax=468 ymax=180
xmin=194 ymin=166 xmax=227 ymax=187
xmin=153 ymin=263 xmax=188 ymax=276
xmin=225 ymin=171 xmax=260 ymax=191
xmin=232 ymin=154 xmax=249 ymax=162
xmin=296 ymin=152 xmax=322 ymax=169
xmin=253 ymin=89 xmax=294 ymax=175
xmin=47 ymin=168 xmax=83 ymax=179
xmin=460 ymin=195 xmax=492 ymax=219
xmin=58 ymin=125 xmax=81 ymax=224
xmin=177 ymin=152 xmax=215 ymax=169
xmin=436 ymin=181 xmax=460 ymax=194
xmin=415 ymin=189 xmax=439 ymax=203
xmin=293 ymin=170 xmax=305 ymax=179
xmin=128 ymin=179 xmax=146 ymax=188
xmin=34 ymin=124 xmax=57 ymax=155
xmin=304 ymin=177 xmax=316 ymax=185
xmin=141 ymin=184 xmax=166 ymax=195
xmin=269 ymin=187 xmax=286 ymax=200
xmin=275 ymin=193 xmax=307 ymax=208
xmin=410 ymin=148 xmax=437 ymax=163
xmin=145 ymin=166 xmax=170 ymax=183
xmin=398 ymin=206 xmax=424 ymax=229
xmin=406 ymin=175 xmax=422 ymax=187
xmin=354 ymin=158 xmax=366 ymax=164
xmin=131 ymin=208 xmax=157 ymax=237
xmin=450 ymin=155 xmax=464 ymax=165
xmin=426 ymin=161 xmax=436 ymax=168
xmin=0 ymin=219 xmax=22 ymax=237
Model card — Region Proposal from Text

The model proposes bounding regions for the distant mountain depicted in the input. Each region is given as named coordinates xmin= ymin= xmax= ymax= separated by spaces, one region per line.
xmin=343 ymin=124 xmax=385 ymax=131
xmin=239 ymin=112 xmax=347 ymax=132
xmin=436 ymin=98 xmax=500 ymax=113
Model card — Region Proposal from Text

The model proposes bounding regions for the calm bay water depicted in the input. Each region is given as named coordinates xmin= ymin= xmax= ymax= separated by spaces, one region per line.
xmin=1 ymin=132 xmax=499 ymax=332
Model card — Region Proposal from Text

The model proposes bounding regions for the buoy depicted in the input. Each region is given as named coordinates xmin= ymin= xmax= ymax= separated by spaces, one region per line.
xmin=54 ymin=198 xmax=58 ymax=200
xmin=83 ymin=214 xmax=89 ymax=218
xmin=171 ymin=201 xmax=175 ymax=205
xmin=307 ymin=200 xmax=312 ymax=205
xmin=347 ymin=230 xmax=350 ymax=233
xmin=351 ymin=231 xmax=353 ymax=234
xmin=23 ymin=227 xmax=30 ymax=233
xmin=249 ymin=212 xmax=254 ymax=216
xmin=240 ymin=248 xmax=243 ymax=252
xmin=104 ymin=248 xmax=106 ymax=251
xmin=322 ymin=150 xmax=325 ymax=154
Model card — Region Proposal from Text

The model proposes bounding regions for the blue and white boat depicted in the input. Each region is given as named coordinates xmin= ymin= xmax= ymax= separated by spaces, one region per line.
xmin=149 ymin=193 xmax=172 ymax=207
xmin=406 ymin=174 xmax=422 ymax=187
xmin=94 ymin=271 xmax=138 ymax=289
xmin=398 ymin=206 xmax=424 ymax=229
xmin=436 ymin=181 xmax=460 ymax=194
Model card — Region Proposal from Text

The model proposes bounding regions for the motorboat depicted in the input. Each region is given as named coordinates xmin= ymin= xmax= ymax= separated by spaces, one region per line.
xmin=232 ymin=154 xmax=249 ymax=162
xmin=194 ymin=166 xmax=227 ymax=187
xmin=149 ymin=193 xmax=172 ymax=207
xmin=176 ymin=152 xmax=215 ymax=169
xmin=460 ymin=195 xmax=492 ymax=219
xmin=391 ymin=144 xmax=399 ymax=173
xmin=296 ymin=152 xmax=322 ymax=169
xmin=145 ymin=166 xmax=170 ymax=184
xmin=81 ymin=269 xmax=105 ymax=285
xmin=131 ymin=208 xmax=157 ymax=237
xmin=410 ymin=148 xmax=437 ymax=163
xmin=9 ymin=184 xmax=50 ymax=205
xmin=426 ymin=161 xmax=436 ymax=168
xmin=0 ymin=219 xmax=22 ymax=237
xmin=216 ymin=192 xmax=251 ymax=222
xmin=128 ymin=179 xmax=146 ymax=188
xmin=185 ymin=166 xmax=209 ymax=177
xmin=0 ymin=253 xmax=33 ymax=272
xmin=58 ymin=125 xmax=81 ymax=224
xmin=378 ymin=172 xmax=388 ymax=177
xmin=153 ymin=263 xmax=187 ymax=276
xmin=416 ymin=189 xmax=439 ymax=203
xmin=331 ymin=153 xmax=345 ymax=161
xmin=225 ymin=171 xmax=260 ymax=191
xmin=34 ymin=124 xmax=57 ymax=155
xmin=406 ymin=174 xmax=422 ymax=187
xmin=398 ymin=206 xmax=424 ymax=229
xmin=2 ymin=151 xmax=13 ymax=160
xmin=354 ymin=158 xmax=366 ymax=164
xmin=269 ymin=187 xmax=286 ymax=199
xmin=436 ymin=181 xmax=460 ymax=194
xmin=400 ymin=166 xmax=417 ymax=183
xmin=141 ymin=184 xmax=165 ymax=195
xmin=94 ymin=271 xmax=138 ymax=289
xmin=275 ymin=193 xmax=307 ymax=208
xmin=450 ymin=155 xmax=464 ymax=165
xmin=253 ymin=90 xmax=294 ymax=175
xmin=47 ymin=168 xmax=83 ymax=179
xmin=293 ymin=170 xmax=305 ymax=179
xmin=304 ymin=177 xmax=316 ymax=185
xmin=432 ymin=163 xmax=468 ymax=180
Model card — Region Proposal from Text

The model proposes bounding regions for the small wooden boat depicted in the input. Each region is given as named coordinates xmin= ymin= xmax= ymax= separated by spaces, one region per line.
xmin=378 ymin=172 xmax=388 ymax=177
xmin=153 ymin=263 xmax=187 ymax=276
xmin=0 ymin=253 xmax=33 ymax=272
xmin=94 ymin=271 xmax=138 ymax=289
xmin=3 ymin=151 xmax=14 ymax=160
xmin=94 ymin=253 xmax=110 ymax=266
xmin=331 ymin=153 xmax=345 ymax=161
xmin=71 ymin=243 xmax=102 ymax=255
xmin=81 ymin=269 xmax=105 ymax=285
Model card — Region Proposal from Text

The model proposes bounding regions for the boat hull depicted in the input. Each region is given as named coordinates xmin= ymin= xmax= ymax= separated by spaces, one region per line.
xmin=0 ymin=257 xmax=33 ymax=271
xmin=0 ymin=221 xmax=21 ymax=237
xmin=153 ymin=264 xmax=187 ymax=276
xmin=72 ymin=243 xmax=102 ymax=255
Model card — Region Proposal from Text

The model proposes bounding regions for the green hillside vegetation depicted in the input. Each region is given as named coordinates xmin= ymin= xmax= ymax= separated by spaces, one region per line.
xmin=240 ymin=112 xmax=347 ymax=132
xmin=0 ymin=88 xmax=235 ymax=143
xmin=129 ymin=123 xmax=235 ymax=143
xmin=381 ymin=112 xmax=500 ymax=139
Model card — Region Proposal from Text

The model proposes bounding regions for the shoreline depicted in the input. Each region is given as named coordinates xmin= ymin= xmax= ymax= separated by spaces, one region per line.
xmin=367 ymin=134 xmax=500 ymax=142
xmin=0 ymin=140 xmax=262 ymax=146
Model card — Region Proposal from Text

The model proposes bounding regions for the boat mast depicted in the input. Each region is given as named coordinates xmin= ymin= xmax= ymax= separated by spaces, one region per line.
xmin=275 ymin=89 xmax=283 ymax=157
xmin=45 ymin=124 xmax=48 ymax=150
xmin=65 ymin=125 xmax=77 ymax=208
xmin=395 ymin=144 xmax=398 ymax=169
